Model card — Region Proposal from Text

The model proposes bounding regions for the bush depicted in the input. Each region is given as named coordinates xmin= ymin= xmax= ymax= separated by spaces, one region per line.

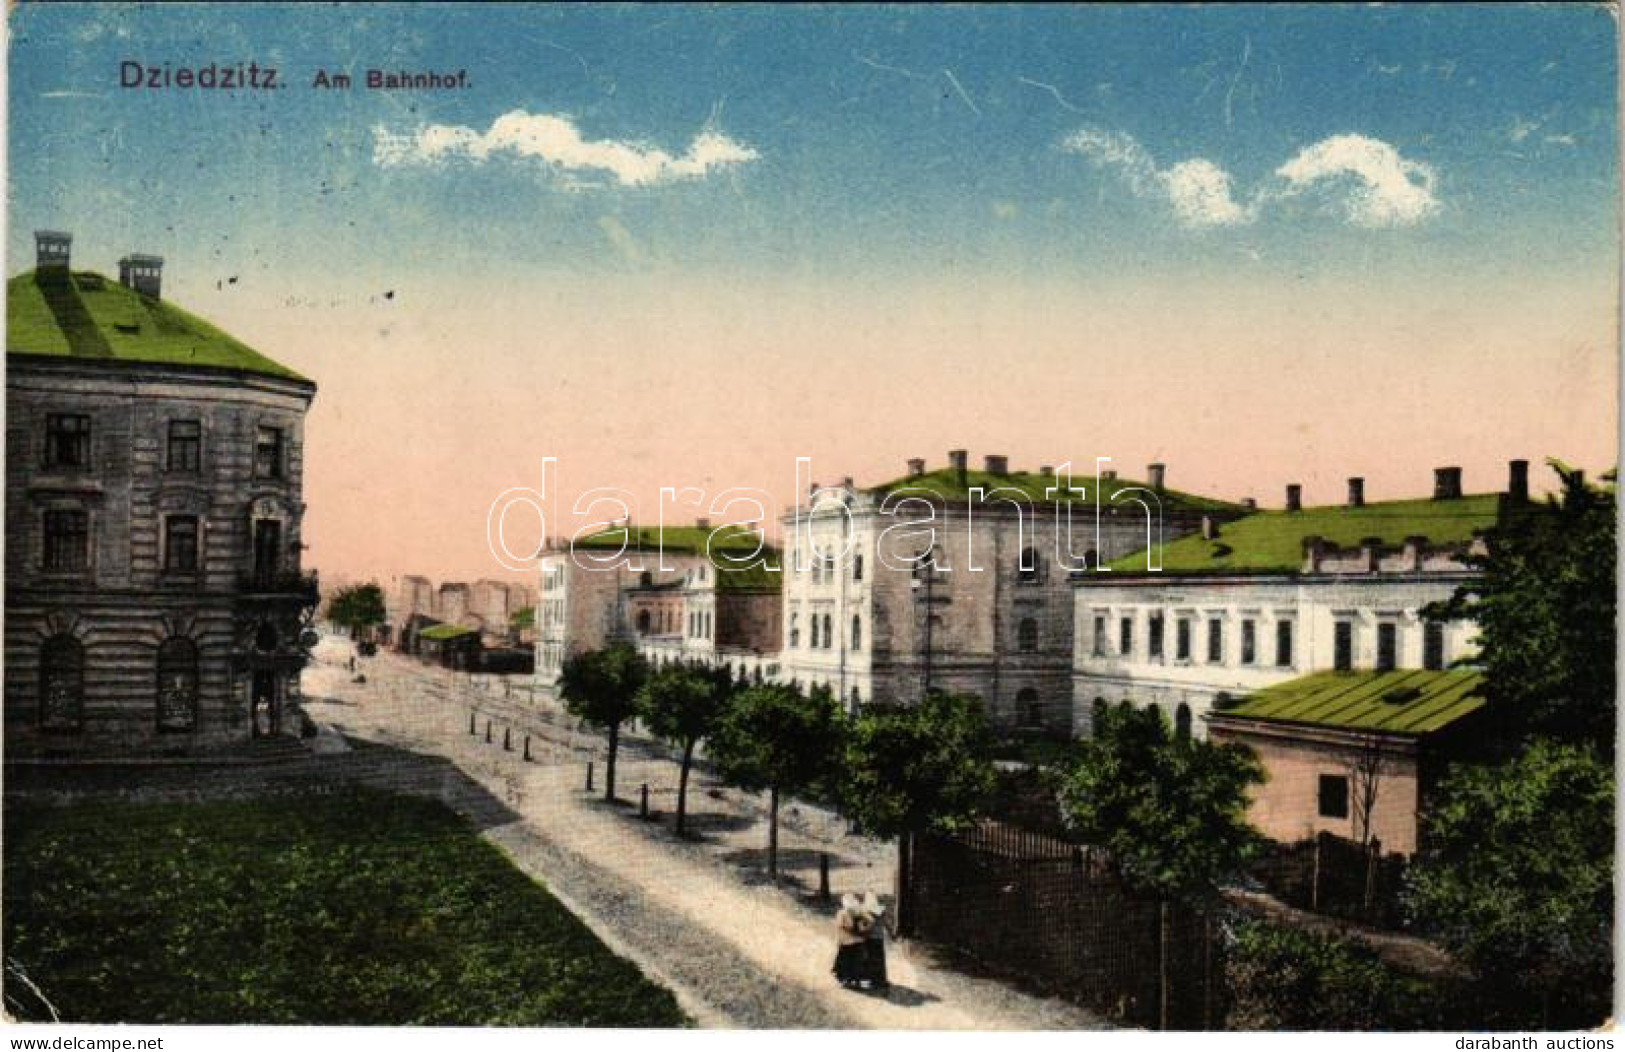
xmin=1224 ymin=918 xmax=1453 ymax=1030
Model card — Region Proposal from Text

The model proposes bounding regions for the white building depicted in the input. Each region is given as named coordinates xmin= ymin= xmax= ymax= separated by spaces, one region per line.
xmin=1071 ymin=463 xmax=1527 ymax=738
xmin=780 ymin=451 xmax=1241 ymax=730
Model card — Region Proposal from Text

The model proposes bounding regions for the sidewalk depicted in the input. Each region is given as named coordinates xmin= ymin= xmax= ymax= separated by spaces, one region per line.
xmin=304 ymin=637 xmax=1107 ymax=1030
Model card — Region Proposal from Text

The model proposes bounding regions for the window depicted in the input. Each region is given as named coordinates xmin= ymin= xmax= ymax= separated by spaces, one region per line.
xmin=1207 ymin=618 xmax=1223 ymax=663
xmin=1018 ymin=617 xmax=1039 ymax=653
xmin=40 ymin=635 xmax=85 ymax=732
xmin=851 ymin=614 xmax=862 ymax=651
xmin=1318 ymin=774 xmax=1350 ymax=819
xmin=1175 ymin=703 xmax=1192 ymax=740
xmin=156 ymin=637 xmax=199 ymax=732
xmin=1377 ymin=623 xmax=1397 ymax=671
xmin=1149 ymin=614 xmax=1164 ymax=660
xmin=1016 ymin=547 xmax=1041 ymax=584
xmin=1176 ymin=619 xmax=1191 ymax=661
xmin=788 ymin=613 xmax=800 ymax=648
xmin=252 ymin=518 xmax=281 ymax=583
xmin=43 ymin=509 xmax=89 ymax=572
xmin=853 ymin=554 xmax=864 ymax=582
xmin=823 ymin=613 xmax=834 ymax=650
xmin=1276 ymin=620 xmax=1294 ymax=667
xmin=1018 ymin=688 xmax=1044 ymax=727
xmin=1334 ymin=621 xmax=1354 ymax=671
xmin=167 ymin=420 xmax=202 ymax=472
xmin=44 ymin=413 xmax=90 ymax=469
xmin=637 ymin=610 xmax=652 ymax=634
xmin=164 ymin=515 xmax=199 ymax=572
xmin=1424 ymin=621 xmax=1446 ymax=671
xmin=255 ymin=425 xmax=284 ymax=479
xmin=1092 ymin=615 xmax=1106 ymax=657
xmin=1120 ymin=616 xmax=1134 ymax=657
xmin=1240 ymin=620 xmax=1256 ymax=665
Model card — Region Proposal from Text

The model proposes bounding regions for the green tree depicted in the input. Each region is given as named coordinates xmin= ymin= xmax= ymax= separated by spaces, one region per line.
xmin=637 ymin=661 xmax=733 ymax=836
xmin=1406 ymin=740 xmax=1614 ymax=1028
xmin=841 ymin=691 xmax=998 ymax=935
xmin=558 ymin=643 xmax=649 ymax=802
xmin=709 ymin=683 xmax=845 ymax=880
xmin=1058 ymin=703 xmax=1264 ymax=1028
xmin=509 ymin=606 xmax=535 ymax=635
xmin=327 ymin=583 xmax=386 ymax=640
xmin=1426 ymin=459 xmax=1616 ymax=752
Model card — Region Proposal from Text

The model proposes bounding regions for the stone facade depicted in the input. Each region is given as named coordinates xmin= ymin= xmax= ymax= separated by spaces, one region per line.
xmin=5 ymin=239 xmax=317 ymax=755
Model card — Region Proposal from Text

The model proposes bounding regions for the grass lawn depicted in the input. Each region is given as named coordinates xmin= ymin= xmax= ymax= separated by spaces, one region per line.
xmin=3 ymin=788 xmax=688 ymax=1025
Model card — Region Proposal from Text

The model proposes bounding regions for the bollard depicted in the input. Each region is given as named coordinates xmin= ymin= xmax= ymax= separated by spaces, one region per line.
xmin=640 ymin=783 xmax=649 ymax=818
xmin=469 ymin=710 xmax=476 ymax=735
xmin=586 ymin=761 xmax=595 ymax=792
xmin=523 ymin=735 xmax=532 ymax=762
xmin=484 ymin=720 xmax=492 ymax=744
xmin=819 ymin=852 xmax=831 ymax=901
xmin=503 ymin=727 xmax=512 ymax=751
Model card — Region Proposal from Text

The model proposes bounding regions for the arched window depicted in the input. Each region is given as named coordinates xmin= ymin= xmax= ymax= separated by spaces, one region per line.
xmin=157 ymin=637 xmax=199 ymax=732
xmin=1017 ymin=547 xmax=1041 ymax=584
xmin=40 ymin=634 xmax=84 ymax=731
xmin=637 ymin=610 xmax=652 ymax=634
xmin=823 ymin=613 xmax=834 ymax=650
xmin=1017 ymin=687 xmax=1043 ymax=728
xmin=851 ymin=614 xmax=863 ymax=651
xmin=639 ymin=571 xmax=652 ymax=586
xmin=789 ymin=613 xmax=801 ymax=649
xmin=1175 ymin=703 xmax=1192 ymax=741
xmin=1018 ymin=617 xmax=1039 ymax=653
xmin=1091 ymin=697 xmax=1108 ymax=733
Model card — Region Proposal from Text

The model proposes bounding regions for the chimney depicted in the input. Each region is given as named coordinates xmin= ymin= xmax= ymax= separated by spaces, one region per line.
xmin=907 ymin=457 xmax=926 ymax=478
xmin=948 ymin=449 xmax=968 ymax=486
xmin=34 ymin=230 xmax=71 ymax=269
xmin=984 ymin=454 xmax=1008 ymax=477
xmin=1201 ymin=515 xmax=1218 ymax=540
xmin=1286 ymin=484 xmax=1302 ymax=513
xmin=1039 ymin=465 xmax=1054 ymax=478
xmin=695 ymin=517 xmax=710 ymax=531
xmin=1347 ymin=477 xmax=1365 ymax=507
xmin=1433 ymin=466 xmax=1463 ymax=501
xmin=1101 ymin=469 xmax=1118 ymax=482
xmin=1241 ymin=497 xmax=1258 ymax=511
xmin=1302 ymin=535 xmax=1325 ymax=573
xmin=1507 ymin=459 xmax=1529 ymax=503
xmin=1148 ymin=462 xmax=1166 ymax=491
xmin=118 ymin=253 xmax=164 ymax=299
xmin=841 ymin=476 xmax=854 ymax=491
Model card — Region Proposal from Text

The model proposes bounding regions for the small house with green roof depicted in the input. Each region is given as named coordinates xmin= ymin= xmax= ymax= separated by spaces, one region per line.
xmin=775 ymin=450 xmax=1246 ymax=725
xmin=1071 ymin=463 xmax=1528 ymax=743
xmin=1205 ymin=668 xmax=1489 ymax=854
xmin=6 ymin=231 xmax=318 ymax=756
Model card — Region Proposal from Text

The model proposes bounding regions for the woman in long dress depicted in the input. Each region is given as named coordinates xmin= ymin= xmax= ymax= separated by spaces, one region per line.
xmin=833 ymin=895 xmax=870 ymax=989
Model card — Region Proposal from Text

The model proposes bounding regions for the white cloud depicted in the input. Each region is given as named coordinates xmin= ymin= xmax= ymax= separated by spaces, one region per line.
xmin=1063 ymin=126 xmax=1439 ymax=230
xmin=374 ymin=109 xmax=759 ymax=188
xmin=1062 ymin=128 xmax=1252 ymax=228
xmin=1274 ymin=134 xmax=1439 ymax=227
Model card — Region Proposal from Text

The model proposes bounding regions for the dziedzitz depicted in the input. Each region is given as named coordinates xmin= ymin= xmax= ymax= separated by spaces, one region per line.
xmin=120 ymin=61 xmax=279 ymax=89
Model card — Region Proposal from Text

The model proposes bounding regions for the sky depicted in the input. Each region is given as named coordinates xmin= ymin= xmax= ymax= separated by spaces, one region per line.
xmin=7 ymin=3 xmax=1620 ymax=584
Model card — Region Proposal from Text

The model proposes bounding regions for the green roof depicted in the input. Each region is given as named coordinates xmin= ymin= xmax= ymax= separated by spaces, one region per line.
xmin=1103 ymin=493 xmax=1502 ymax=575
xmin=869 ymin=468 xmax=1244 ymax=516
xmin=575 ymin=524 xmax=782 ymax=593
xmin=419 ymin=624 xmax=478 ymax=641
xmin=1215 ymin=669 xmax=1486 ymax=736
xmin=7 ymin=269 xmax=309 ymax=383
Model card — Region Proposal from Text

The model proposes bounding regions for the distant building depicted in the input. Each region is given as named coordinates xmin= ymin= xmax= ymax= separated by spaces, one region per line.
xmin=535 ymin=521 xmax=783 ymax=687
xmin=1206 ymin=668 xmax=1488 ymax=855
xmin=779 ymin=452 xmax=1239 ymax=728
xmin=5 ymin=231 xmax=318 ymax=755
xmin=1071 ymin=464 xmax=1526 ymax=739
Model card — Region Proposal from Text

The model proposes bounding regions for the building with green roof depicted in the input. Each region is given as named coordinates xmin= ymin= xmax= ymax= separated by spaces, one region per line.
xmin=6 ymin=232 xmax=318 ymax=756
xmin=1071 ymin=462 xmax=1527 ymax=747
xmin=1206 ymin=668 xmax=1489 ymax=854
